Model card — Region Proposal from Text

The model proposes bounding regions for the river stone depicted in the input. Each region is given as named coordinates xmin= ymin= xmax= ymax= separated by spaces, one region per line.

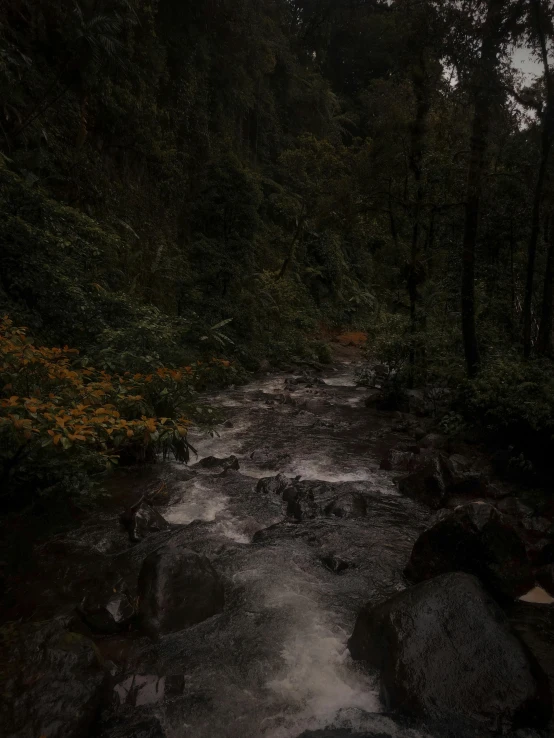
xmin=320 ymin=554 xmax=350 ymax=573
xmin=96 ymin=713 xmax=167 ymax=738
xmin=120 ymin=501 xmax=170 ymax=543
xmin=79 ymin=591 xmax=135 ymax=634
xmin=420 ymin=433 xmax=448 ymax=450
xmin=256 ymin=473 xmax=289 ymax=495
xmin=348 ymin=572 xmax=552 ymax=731
xmin=0 ymin=620 xmax=107 ymax=738
xmin=397 ymin=453 xmax=454 ymax=509
xmin=379 ymin=448 xmax=419 ymax=472
xmin=405 ymin=502 xmax=534 ymax=599
xmin=324 ymin=492 xmax=368 ymax=518
xmin=192 ymin=455 xmax=240 ymax=471
xmin=138 ymin=544 xmax=224 ymax=636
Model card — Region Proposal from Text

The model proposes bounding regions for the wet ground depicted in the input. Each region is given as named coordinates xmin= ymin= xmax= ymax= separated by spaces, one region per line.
xmin=2 ymin=360 xmax=554 ymax=738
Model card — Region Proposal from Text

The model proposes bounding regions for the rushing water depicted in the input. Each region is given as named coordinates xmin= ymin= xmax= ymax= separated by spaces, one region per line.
xmin=115 ymin=364 xmax=433 ymax=738
xmin=6 ymin=362 xmax=553 ymax=738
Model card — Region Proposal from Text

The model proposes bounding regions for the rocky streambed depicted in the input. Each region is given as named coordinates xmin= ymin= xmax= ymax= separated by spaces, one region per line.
xmin=2 ymin=361 xmax=554 ymax=738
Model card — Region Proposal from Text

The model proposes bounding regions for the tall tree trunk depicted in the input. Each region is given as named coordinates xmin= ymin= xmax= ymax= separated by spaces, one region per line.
xmin=407 ymin=53 xmax=431 ymax=387
xmin=278 ymin=206 xmax=306 ymax=279
xmin=461 ymin=0 xmax=505 ymax=377
xmin=523 ymin=0 xmax=553 ymax=358
xmin=538 ymin=215 xmax=554 ymax=355
xmin=523 ymin=134 xmax=551 ymax=356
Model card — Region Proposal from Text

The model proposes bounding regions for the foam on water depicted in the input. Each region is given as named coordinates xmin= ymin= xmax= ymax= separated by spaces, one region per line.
xmin=323 ymin=376 xmax=358 ymax=388
xmin=165 ymin=478 xmax=251 ymax=543
xmin=259 ymin=559 xmax=379 ymax=737
xmin=189 ymin=418 xmax=250 ymax=462
xmin=165 ymin=478 xmax=228 ymax=525
xmin=288 ymin=457 xmax=373 ymax=484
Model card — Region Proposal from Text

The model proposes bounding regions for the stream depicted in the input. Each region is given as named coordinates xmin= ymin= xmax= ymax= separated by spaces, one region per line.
xmin=3 ymin=359 xmax=554 ymax=738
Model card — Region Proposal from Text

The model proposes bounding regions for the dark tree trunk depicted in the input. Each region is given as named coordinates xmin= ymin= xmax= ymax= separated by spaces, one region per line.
xmin=523 ymin=0 xmax=553 ymax=358
xmin=461 ymin=0 xmax=505 ymax=377
xmin=523 ymin=135 xmax=551 ymax=357
xmin=278 ymin=207 xmax=306 ymax=280
xmin=407 ymin=55 xmax=431 ymax=387
xmin=538 ymin=215 xmax=554 ymax=356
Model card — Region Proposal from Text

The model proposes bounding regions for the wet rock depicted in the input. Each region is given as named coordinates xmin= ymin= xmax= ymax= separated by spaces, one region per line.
xmin=379 ymin=448 xmax=419 ymax=472
xmin=405 ymin=502 xmax=534 ymax=599
xmin=348 ymin=572 xmax=552 ymax=731
xmin=295 ymin=714 xmax=442 ymax=738
xmin=96 ymin=713 xmax=167 ymax=738
xmin=496 ymin=499 xmax=554 ymax=566
xmin=193 ymin=455 xmax=240 ymax=471
xmin=283 ymin=485 xmax=317 ymax=521
xmin=324 ymin=492 xmax=368 ymax=518
xmin=364 ymin=390 xmax=382 ymax=407
xmin=120 ymin=500 xmax=170 ymax=543
xmin=0 ymin=619 xmax=107 ymax=738
xmin=249 ymin=449 xmax=292 ymax=469
xmin=413 ymin=425 xmax=428 ymax=441
xmin=302 ymin=397 xmax=328 ymax=413
xmin=320 ymin=554 xmax=350 ymax=573
xmin=420 ymin=433 xmax=448 ymax=451
xmin=536 ymin=565 xmax=554 ymax=596
xmin=138 ymin=545 xmax=224 ymax=636
xmin=448 ymin=453 xmax=472 ymax=475
xmin=274 ymin=391 xmax=296 ymax=405
xmin=113 ymin=674 xmax=166 ymax=706
xmin=405 ymin=388 xmax=426 ymax=416
xmin=256 ymin=474 xmax=289 ymax=495
xmin=78 ymin=591 xmax=135 ymax=634
xmin=397 ymin=453 xmax=454 ymax=509
xmin=442 ymin=453 xmax=490 ymax=498
xmin=497 ymin=497 xmax=535 ymax=519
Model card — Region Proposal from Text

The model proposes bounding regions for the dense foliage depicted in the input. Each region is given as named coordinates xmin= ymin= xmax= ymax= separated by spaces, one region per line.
xmin=1 ymin=0 xmax=554 ymax=491
xmin=0 ymin=316 xmax=235 ymax=501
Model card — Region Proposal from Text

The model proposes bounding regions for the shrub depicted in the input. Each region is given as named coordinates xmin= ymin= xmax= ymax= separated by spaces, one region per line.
xmin=0 ymin=317 xmax=230 ymax=503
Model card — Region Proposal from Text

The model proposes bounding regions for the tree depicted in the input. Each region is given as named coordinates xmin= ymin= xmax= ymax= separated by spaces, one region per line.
xmin=457 ymin=0 xmax=524 ymax=376
xmin=526 ymin=0 xmax=554 ymax=357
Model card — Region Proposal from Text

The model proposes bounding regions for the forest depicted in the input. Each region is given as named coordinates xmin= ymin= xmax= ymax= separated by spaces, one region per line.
xmin=1 ymin=0 xmax=554 ymax=496
xmin=1 ymin=2 xmax=554 ymax=737
xmin=1 ymin=0 xmax=554 ymax=501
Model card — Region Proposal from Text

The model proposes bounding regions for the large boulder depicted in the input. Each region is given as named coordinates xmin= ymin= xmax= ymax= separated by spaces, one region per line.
xmin=138 ymin=544 xmax=224 ymax=636
xmin=348 ymin=572 xmax=552 ymax=731
xmin=0 ymin=620 xmax=107 ymax=738
xmin=397 ymin=451 xmax=489 ymax=508
xmin=405 ymin=502 xmax=534 ymax=599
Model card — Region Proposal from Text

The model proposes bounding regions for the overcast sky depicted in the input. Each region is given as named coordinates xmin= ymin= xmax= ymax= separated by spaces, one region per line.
xmin=512 ymin=46 xmax=543 ymax=84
